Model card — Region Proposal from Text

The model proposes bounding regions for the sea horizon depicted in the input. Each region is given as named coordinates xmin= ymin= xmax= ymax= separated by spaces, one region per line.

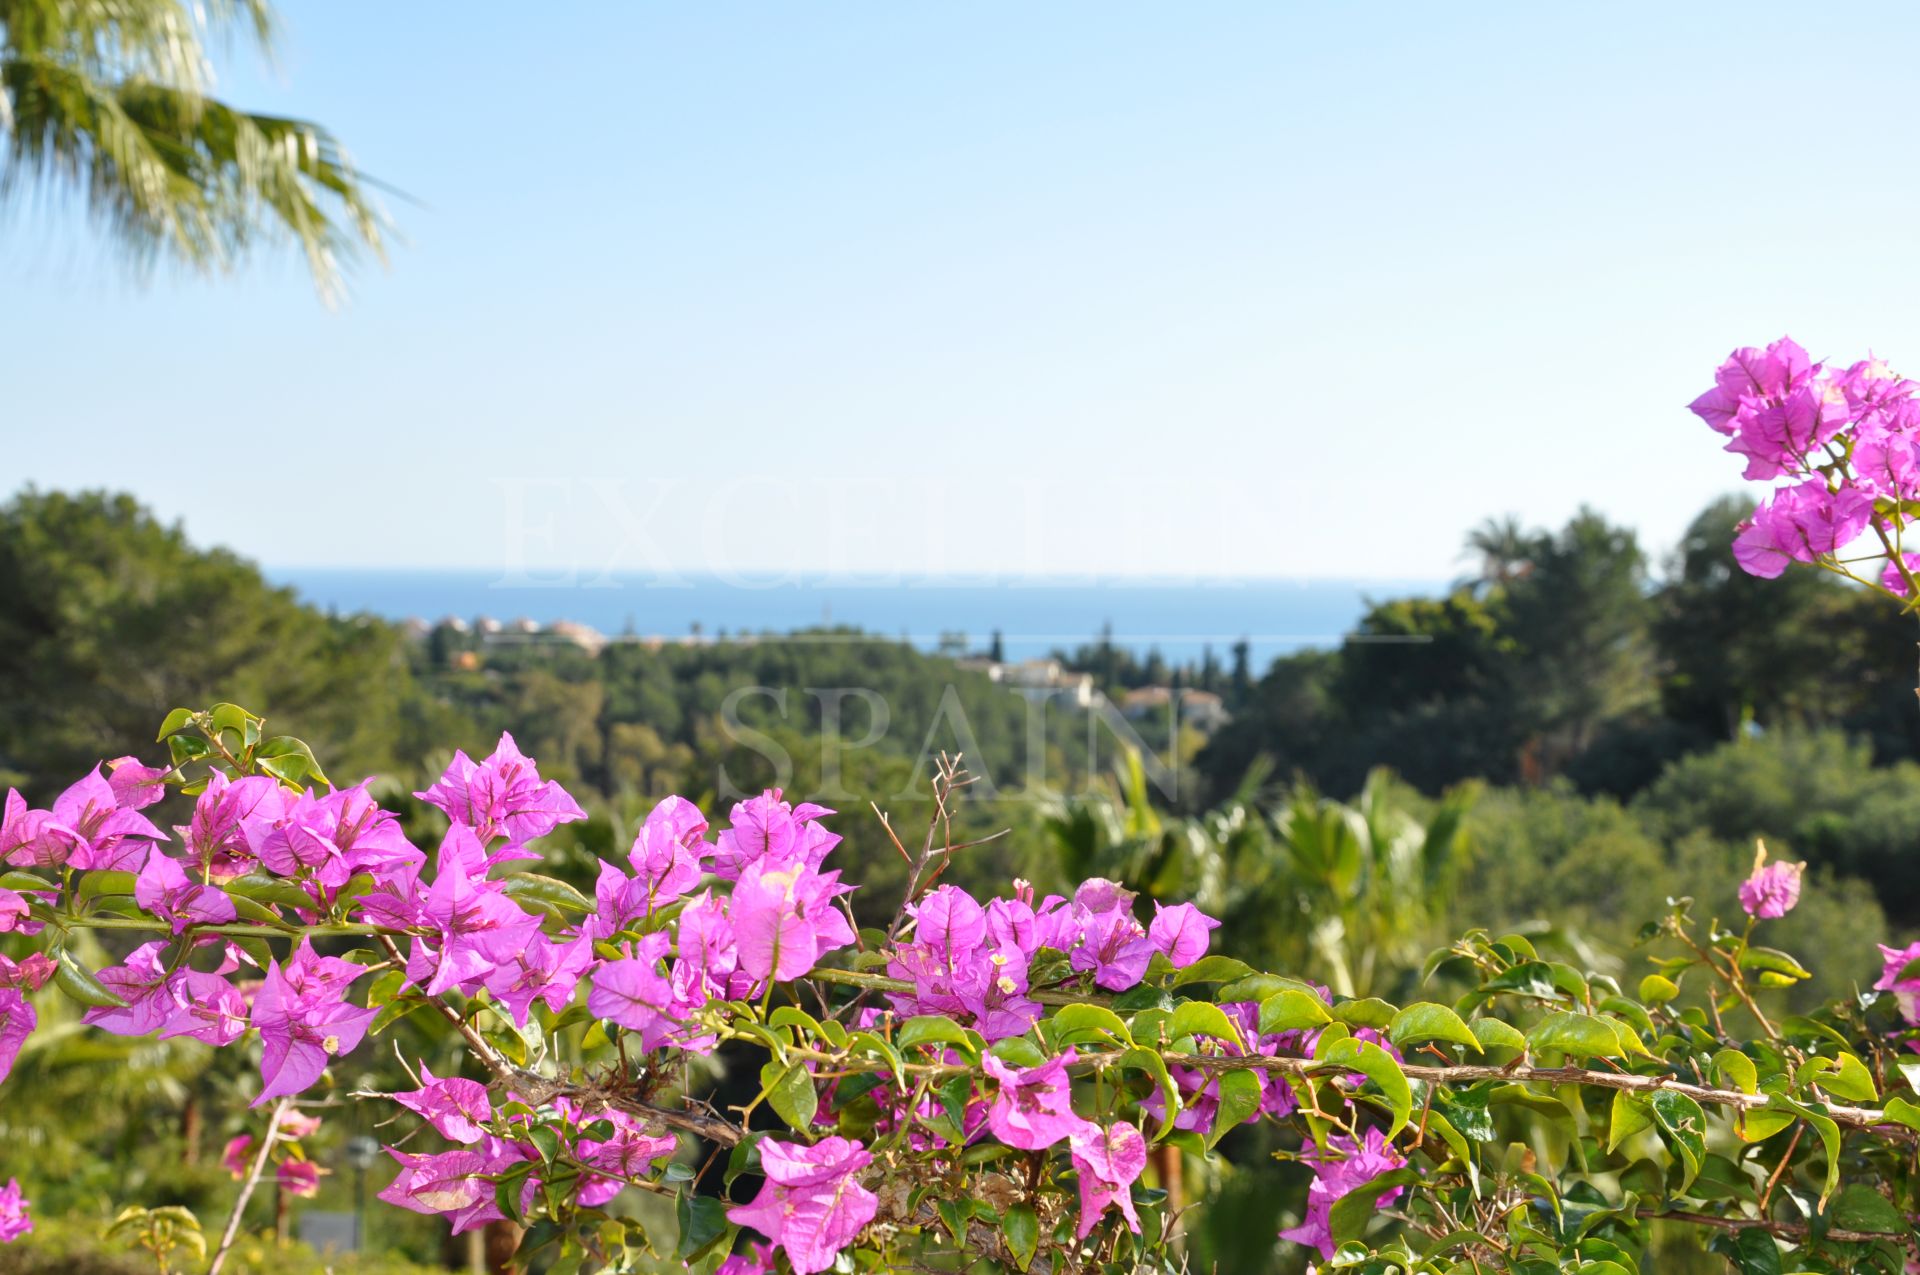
xmin=268 ymin=567 xmax=1449 ymax=666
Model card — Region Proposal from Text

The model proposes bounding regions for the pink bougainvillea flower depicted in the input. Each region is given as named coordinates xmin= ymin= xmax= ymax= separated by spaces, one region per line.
xmin=0 ymin=789 xmax=83 ymax=870
xmin=0 ymin=989 xmax=34 ymax=1087
xmin=105 ymin=756 xmax=170 ymax=810
xmin=1883 ymin=553 xmax=1920 ymax=597
xmin=711 ymin=790 xmax=838 ymax=881
xmin=1149 ymin=902 xmax=1220 ymax=968
xmin=82 ymin=942 xmax=177 ymax=1037
xmin=403 ymin=826 xmax=544 ymax=998
xmin=249 ymin=939 xmax=378 ymax=1106
xmin=481 ymin=929 xmax=595 ymax=1026
xmin=278 ymin=1110 xmax=323 ymax=1139
xmin=1279 ymin=1127 xmax=1407 ymax=1259
xmin=158 ymin=968 xmax=250 ymax=1047
xmin=134 ymin=846 xmax=238 ymax=934
xmin=278 ymin=1160 xmax=323 ymax=1198
xmin=730 ymin=858 xmax=855 ymax=987
xmin=0 ymin=890 xmax=27 ymax=935
xmin=571 ymin=1106 xmax=677 ymax=1207
xmin=587 ymin=932 xmax=688 ymax=1048
xmin=246 ymin=789 xmax=354 ymax=885
xmin=1069 ymin=908 xmax=1155 ymax=992
xmin=728 ymin=1136 xmax=878 ymax=1275
xmin=377 ymin=1147 xmax=520 ymax=1234
xmin=1738 ymin=842 xmax=1804 ymax=920
xmin=177 ymin=771 xmax=283 ymax=881
xmin=414 ymin=732 xmax=585 ymax=850
xmin=0 ymin=1178 xmax=30 ymax=1243
xmin=0 ymin=954 xmax=53 ymax=993
xmin=389 ymin=1061 xmax=493 ymax=1145
xmin=1068 ymin=1120 xmax=1146 ymax=1239
xmin=221 ymin=1135 xmax=255 ymax=1179
xmin=52 ymin=766 xmax=167 ymax=871
xmin=1876 ymin=940 xmax=1920 ymax=1027
xmin=716 ymin=1241 xmax=777 ymax=1275
xmin=982 ymin=1049 xmax=1085 ymax=1150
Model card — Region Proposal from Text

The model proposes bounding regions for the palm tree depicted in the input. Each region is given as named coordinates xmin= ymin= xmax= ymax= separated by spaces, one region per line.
xmin=1 ymin=0 xmax=385 ymax=299
xmin=1463 ymin=515 xmax=1537 ymax=592
xmin=1039 ymin=752 xmax=1479 ymax=999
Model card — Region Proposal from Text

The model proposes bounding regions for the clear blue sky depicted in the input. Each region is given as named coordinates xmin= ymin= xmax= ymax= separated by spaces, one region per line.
xmin=8 ymin=1 xmax=1920 ymax=582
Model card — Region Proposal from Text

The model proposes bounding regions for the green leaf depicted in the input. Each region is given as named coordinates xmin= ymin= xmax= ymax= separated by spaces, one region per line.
xmin=1217 ymin=973 xmax=1319 ymax=1004
xmin=224 ymin=873 xmax=319 ymax=912
xmin=53 ymin=948 xmax=128 ymax=1009
xmin=1527 ymin=1012 xmax=1628 ymax=1060
xmin=527 ymin=1124 xmax=561 ymax=1164
xmin=1001 ymin=1204 xmax=1039 ymax=1272
xmin=848 ymin=1030 xmax=906 ymax=1087
xmin=1330 ymin=997 xmax=1399 ymax=1031
xmin=1470 ymin=1018 xmax=1527 ymax=1053
xmin=1828 ymin=1183 xmax=1907 ymax=1235
xmin=1881 ymin=1095 xmax=1920 ymax=1134
xmin=1388 ymin=1002 xmax=1481 ymax=1054
xmin=1813 ymin=1052 xmax=1878 ymax=1103
xmin=1258 ymin=989 xmax=1332 ymax=1034
xmin=1711 ymin=1049 xmax=1758 ymax=1095
xmin=156 ymin=707 xmax=196 ymax=741
xmin=988 ymin=1037 xmax=1048 ymax=1069
xmin=1047 ymin=1003 xmax=1133 ymax=1048
xmin=1166 ymin=1000 xmax=1245 ymax=1049
xmin=1171 ymin=956 xmax=1253 ymax=987
xmin=1766 ymin=1095 xmax=1841 ymax=1205
xmin=936 ymin=1199 xmax=970 ymax=1245
xmin=1208 ymin=1069 xmax=1263 ymax=1149
xmin=1739 ymin=946 xmax=1811 ymax=983
xmin=500 ymin=873 xmax=593 ymax=916
xmin=76 ymin=870 xmax=135 ymax=900
xmin=1717 ymin=1228 xmax=1781 ymax=1275
xmin=1638 ymin=974 xmax=1680 ymax=1004
xmin=674 ymin=1195 xmax=731 ymax=1262
xmin=0 ymin=872 xmax=49 ymax=894
xmin=1608 ymin=1091 xmax=1652 ymax=1154
xmin=897 ymin=1015 xmax=978 ymax=1056
xmin=761 ymin=1062 xmax=818 ymax=1132
xmin=1649 ymin=1091 xmax=1706 ymax=1193
xmin=1317 ymin=1037 xmax=1412 ymax=1137
xmin=769 ymin=1006 xmax=825 ymax=1042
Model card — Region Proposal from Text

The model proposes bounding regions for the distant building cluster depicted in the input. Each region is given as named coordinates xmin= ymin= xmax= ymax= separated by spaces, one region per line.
xmin=950 ymin=657 xmax=1231 ymax=733
xmin=406 ymin=614 xmax=611 ymax=662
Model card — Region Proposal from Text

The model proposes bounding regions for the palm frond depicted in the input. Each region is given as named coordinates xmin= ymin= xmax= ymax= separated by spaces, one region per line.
xmin=0 ymin=0 xmax=385 ymax=300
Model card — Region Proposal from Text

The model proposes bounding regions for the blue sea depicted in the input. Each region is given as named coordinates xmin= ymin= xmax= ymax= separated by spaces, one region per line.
xmin=268 ymin=569 xmax=1445 ymax=666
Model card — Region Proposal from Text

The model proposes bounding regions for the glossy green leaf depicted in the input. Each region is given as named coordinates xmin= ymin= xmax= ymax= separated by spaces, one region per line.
xmin=1388 ymin=1002 xmax=1481 ymax=1054
xmin=1608 ymin=1091 xmax=1652 ymax=1154
xmin=1001 ymin=1204 xmax=1039 ymax=1272
xmin=762 ymin=1062 xmax=818 ymax=1132
xmin=1171 ymin=956 xmax=1253 ymax=987
xmin=1527 ymin=1012 xmax=1628 ymax=1060
xmin=1048 ymin=1003 xmax=1133 ymax=1048
xmin=897 ymin=1015 xmax=977 ymax=1056
xmin=1317 ymin=1037 xmax=1411 ymax=1137
xmin=1166 ymin=1000 xmax=1244 ymax=1049
xmin=53 ymin=948 xmax=127 ymax=1008
xmin=1208 ymin=1068 xmax=1263 ymax=1149
xmin=1258 ymin=989 xmax=1332 ymax=1034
